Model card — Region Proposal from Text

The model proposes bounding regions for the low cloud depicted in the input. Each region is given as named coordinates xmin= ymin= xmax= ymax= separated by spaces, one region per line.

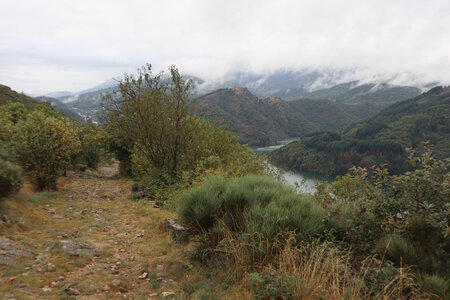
xmin=1 ymin=0 xmax=449 ymax=94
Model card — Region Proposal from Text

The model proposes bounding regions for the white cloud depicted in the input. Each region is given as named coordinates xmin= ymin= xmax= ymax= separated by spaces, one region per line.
xmin=0 ymin=0 xmax=449 ymax=94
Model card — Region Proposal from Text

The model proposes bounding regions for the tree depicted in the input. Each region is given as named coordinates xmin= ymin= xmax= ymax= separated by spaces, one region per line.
xmin=102 ymin=64 xmax=198 ymax=177
xmin=11 ymin=111 xmax=81 ymax=190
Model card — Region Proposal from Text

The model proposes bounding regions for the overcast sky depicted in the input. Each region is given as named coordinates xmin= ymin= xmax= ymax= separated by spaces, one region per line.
xmin=1 ymin=0 xmax=449 ymax=94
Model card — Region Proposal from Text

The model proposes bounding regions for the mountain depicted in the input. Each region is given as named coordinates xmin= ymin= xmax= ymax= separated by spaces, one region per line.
xmin=198 ymin=70 xmax=422 ymax=104
xmin=35 ymin=96 xmax=84 ymax=121
xmin=40 ymin=69 xmax=426 ymax=122
xmin=270 ymin=86 xmax=450 ymax=176
xmin=196 ymin=87 xmax=380 ymax=146
xmin=44 ymin=91 xmax=74 ymax=98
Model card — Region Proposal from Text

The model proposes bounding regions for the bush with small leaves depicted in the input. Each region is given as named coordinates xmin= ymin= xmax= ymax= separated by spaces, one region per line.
xmin=11 ymin=111 xmax=81 ymax=190
xmin=0 ymin=158 xmax=23 ymax=198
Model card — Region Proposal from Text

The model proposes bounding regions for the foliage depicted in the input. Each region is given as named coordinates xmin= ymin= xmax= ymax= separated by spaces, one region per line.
xmin=0 ymin=158 xmax=23 ymax=198
xmin=102 ymin=64 xmax=200 ymax=177
xmin=74 ymin=123 xmax=108 ymax=170
xmin=417 ymin=273 xmax=449 ymax=299
xmin=314 ymin=148 xmax=449 ymax=277
xmin=10 ymin=111 xmax=81 ymax=190
xmin=178 ymin=176 xmax=325 ymax=263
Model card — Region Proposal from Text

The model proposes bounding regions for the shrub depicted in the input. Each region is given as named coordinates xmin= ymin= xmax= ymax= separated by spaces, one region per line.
xmin=178 ymin=176 xmax=325 ymax=262
xmin=418 ymin=273 xmax=449 ymax=299
xmin=10 ymin=111 xmax=81 ymax=190
xmin=0 ymin=158 xmax=23 ymax=198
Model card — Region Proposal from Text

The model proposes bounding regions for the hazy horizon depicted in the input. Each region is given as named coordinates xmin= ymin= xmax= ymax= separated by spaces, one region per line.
xmin=1 ymin=0 xmax=449 ymax=94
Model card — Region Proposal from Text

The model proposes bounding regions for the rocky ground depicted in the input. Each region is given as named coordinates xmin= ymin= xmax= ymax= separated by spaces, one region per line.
xmin=0 ymin=166 xmax=189 ymax=299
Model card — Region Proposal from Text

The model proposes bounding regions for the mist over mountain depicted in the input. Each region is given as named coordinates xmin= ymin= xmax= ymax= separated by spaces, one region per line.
xmin=35 ymin=69 xmax=427 ymax=123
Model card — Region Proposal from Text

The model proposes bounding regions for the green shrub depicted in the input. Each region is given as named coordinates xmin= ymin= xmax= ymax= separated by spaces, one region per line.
xmin=418 ymin=273 xmax=449 ymax=299
xmin=379 ymin=234 xmax=417 ymax=267
xmin=178 ymin=176 xmax=325 ymax=261
xmin=10 ymin=111 xmax=81 ymax=190
xmin=0 ymin=158 xmax=23 ymax=198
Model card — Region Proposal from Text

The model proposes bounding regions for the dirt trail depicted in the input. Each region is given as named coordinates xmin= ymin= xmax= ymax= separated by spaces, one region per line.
xmin=0 ymin=166 xmax=183 ymax=299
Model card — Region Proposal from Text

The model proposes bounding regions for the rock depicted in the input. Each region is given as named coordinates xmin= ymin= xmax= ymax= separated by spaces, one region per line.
xmin=3 ymin=293 xmax=15 ymax=299
xmin=164 ymin=218 xmax=190 ymax=241
xmin=111 ymin=279 xmax=121 ymax=287
xmin=1 ymin=214 xmax=11 ymax=224
xmin=161 ymin=291 xmax=176 ymax=298
xmin=88 ymin=284 xmax=97 ymax=290
xmin=56 ymin=275 xmax=65 ymax=281
xmin=0 ymin=237 xmax=36 ymax=265
xmin=148 ymin=200 xmax=160 ymax=208
xmin=52 ymin=240 xmax=100 ymax=257
xmin=149 ymin=292 xmax=159 ymax=297
xmin=14 ymin=283 xmax=35 ymax=294
xmin=134 ymin=231 xmax=145 ymax=239
xmin=46 ymin=262 xmax=56 ymax=272
xmin=138 ymin=272 xmax=148 ymax=279
xmin=62 ymin=284 xmax=79 ymax=295
xmin=42 ymin=286 xmax=52 ymax=292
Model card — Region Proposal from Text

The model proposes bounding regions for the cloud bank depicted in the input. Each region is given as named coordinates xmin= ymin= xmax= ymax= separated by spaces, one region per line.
xmin=1 ymin=0 xmax=449 ymax=94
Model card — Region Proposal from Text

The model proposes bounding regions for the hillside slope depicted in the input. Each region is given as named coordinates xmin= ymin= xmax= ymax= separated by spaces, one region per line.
xmin=0 ymin=85 xmax=42 ymax=109
xmin=270 ymin=86 xmax=450 ymax=175
xmin=197 ymin=87 xmax=379 ymax=146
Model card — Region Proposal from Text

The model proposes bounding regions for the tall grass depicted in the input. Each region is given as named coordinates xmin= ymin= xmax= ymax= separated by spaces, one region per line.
xmin=217 ymin=230 xmax=422 ymax=299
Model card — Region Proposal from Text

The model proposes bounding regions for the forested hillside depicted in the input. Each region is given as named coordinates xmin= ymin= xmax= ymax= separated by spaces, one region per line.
xmin=270 ymin=86 xmax=450 ymax=176
xmin=197 ymin=87 xmax=378 ymax=146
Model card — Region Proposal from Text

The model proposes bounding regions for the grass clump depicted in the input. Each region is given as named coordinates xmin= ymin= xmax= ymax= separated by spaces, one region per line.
xmin=178 ymin=175 xmax=325 ymax=263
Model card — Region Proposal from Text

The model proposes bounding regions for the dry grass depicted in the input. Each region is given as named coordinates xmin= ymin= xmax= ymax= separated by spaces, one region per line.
xmin=215 ymin=230 xmax=422 ymax=299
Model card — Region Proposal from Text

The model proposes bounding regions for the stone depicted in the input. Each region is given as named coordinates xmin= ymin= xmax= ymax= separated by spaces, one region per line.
xmin=46 ymin=262 xmax=56 ymax=272
xmin=52 ymin=240 xmax=100 ymax=257
xmin=42 ymin=286 xmax=52 ymax=292
xmin=161 ymin=291 xmax=176 ymax=298
xmin=0 ymin=237 xmax=36 ymax=265
xmin=56 ymin=275 xmax=65 ymax=281
xmin=111 ymin=279 xmax=121 ymax=287
xmin=1 ymin=214 xmax=11 ymax=224
xmin=164 ymin=218 xmax=190 ymax=241
xmin=62 ymin=284 xmax=80 ymax=295
xmin=138 ymin=272 xmax=148 ymax=279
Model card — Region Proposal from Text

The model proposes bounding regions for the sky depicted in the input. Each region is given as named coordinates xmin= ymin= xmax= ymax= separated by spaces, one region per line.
xmin=1 ymin=0 xmax=449 ymax=95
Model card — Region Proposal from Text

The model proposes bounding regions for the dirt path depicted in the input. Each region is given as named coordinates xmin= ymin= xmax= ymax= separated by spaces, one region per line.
xmin=0 ymin=166 xmax=185 ymax=299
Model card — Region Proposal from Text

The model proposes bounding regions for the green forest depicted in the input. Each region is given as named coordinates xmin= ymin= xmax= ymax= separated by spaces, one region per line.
xmin=271 ymin=86 xmax=450 ymax=176
xmin=1 ymin=66 xmax=449 ymax=299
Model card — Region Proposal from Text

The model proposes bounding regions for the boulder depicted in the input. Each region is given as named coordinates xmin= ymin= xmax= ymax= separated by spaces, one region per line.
xmin=0 ymin=237 xmax=35 ymax=265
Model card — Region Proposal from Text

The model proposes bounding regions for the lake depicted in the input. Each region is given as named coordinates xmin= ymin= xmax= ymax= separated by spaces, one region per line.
xmin=254 ymin=138 xmax=326 ymax=194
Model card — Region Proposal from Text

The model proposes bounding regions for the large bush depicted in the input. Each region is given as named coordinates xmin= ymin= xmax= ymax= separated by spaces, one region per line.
xmin=0 ymin=158 xmax=23 ymax=198
xmin=178 ymin=176 xmax=325 ymax=262
xmin=10 ymin=111 xmax=81 ymax=190
xmin=315 ymin=148 xmax=449 ymax=277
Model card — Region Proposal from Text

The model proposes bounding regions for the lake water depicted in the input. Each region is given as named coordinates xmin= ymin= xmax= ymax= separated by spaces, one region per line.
xmin=254 ymin=138 xmax=325 ymax=194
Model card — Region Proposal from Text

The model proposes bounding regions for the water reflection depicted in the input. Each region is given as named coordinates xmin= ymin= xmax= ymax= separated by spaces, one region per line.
xmin=254 ymin=138 xmax=324 ymax=194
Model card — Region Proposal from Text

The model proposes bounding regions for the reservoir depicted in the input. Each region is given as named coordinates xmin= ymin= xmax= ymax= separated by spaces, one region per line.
xmin=254 ymin=138 xmax=326 ymax=194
